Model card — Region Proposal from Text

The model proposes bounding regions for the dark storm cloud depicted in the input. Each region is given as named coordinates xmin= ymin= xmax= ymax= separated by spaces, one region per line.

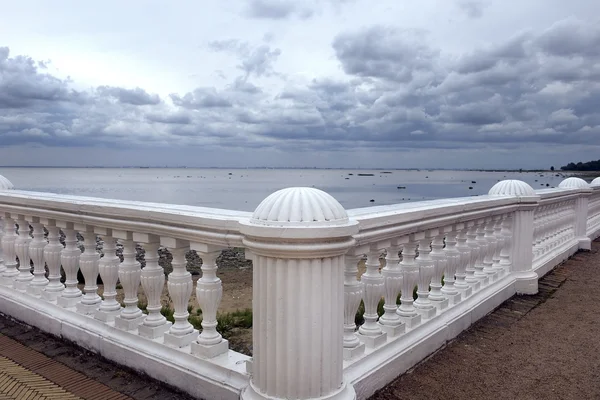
xmin=2 ymin=16 xmax=600 ymax=156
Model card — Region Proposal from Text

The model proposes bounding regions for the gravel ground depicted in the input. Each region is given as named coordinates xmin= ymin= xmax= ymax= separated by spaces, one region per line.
xmin=371 ymin=239 xmax=600 ymax=400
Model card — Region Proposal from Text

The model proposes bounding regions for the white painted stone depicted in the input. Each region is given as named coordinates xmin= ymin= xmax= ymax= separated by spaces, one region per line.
xmin=114 ymin=236 xmax=144 ymax=331
xmin=138 ymin=240 xmax=171 ymax=339
xmin=95 ymin=232 xmax=122 ymax=322
xmin=343 ymin=254 xmax=365 ymax=359
xmin=42 ymin=222 xmax=65 ymax=301
xmin=26 ymin=221 xmax=48 ymax=297
xmin=58 ymin=226 xmax=82 ymax=308
xmin=1 ymin=214 xmax=19 ymax=286
xmin=13 ymin=216 xmax=33 ymax=291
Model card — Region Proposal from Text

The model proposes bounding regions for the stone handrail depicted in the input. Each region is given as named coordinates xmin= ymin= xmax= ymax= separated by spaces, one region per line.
xmin=0 ymin=175 xmax=599 ymax=400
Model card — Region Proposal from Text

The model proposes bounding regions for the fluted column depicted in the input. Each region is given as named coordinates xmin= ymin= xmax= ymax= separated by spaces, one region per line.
xmin=414 ymin=234 xmax=436 ymax=319
xmin=512 ymin=205 xmax=539 ymax=294
xmin=240 ymin=187 xmax=358 ymax=400
xmin=429 ymin=229 xmax=449 ymax=311
xmin=114 ymin=231 xmax=145 ymax=331
xmin=357 ymin=246 xmax=387 ymax=347
xmin=378 ymin=241 xmax=405 ymax=337
xmin=343 ymin=254 xmax=365 ymax=360
xmin=192 ymin=249 xmax=228 ymax=357
xmin=454 ymin=224 xmax=472 ymax=298
xmin=75 ymin=226 xmax=101 ymax=315
xmin=396 ymin=234 xmax=422 ymax=329
xmin=95 ymin=230 xmax=122 ymax=322
xmin=137 ymin=234 xmax=171 ymax=339
xmin=1 ymin=213 xmax=18 ymax=286
xmin=164 ymin=240 xmax=198 ymax=348
xmin=482 ymin=217 xmax=498 ymax=281
xmin=573 ymin=189 xmax=592 ymax=250
xmin=41 ymin=221 xmax=64 ymax=301
xmin=26 ymin=220 xmax=48 ymax=297
xmin=13 ymin=215 xmax=33 ymax=291
xmin=57 ymin=224 xmax=82 ymax=308
xmin=441 ymin=228 xmax=462 ymax=305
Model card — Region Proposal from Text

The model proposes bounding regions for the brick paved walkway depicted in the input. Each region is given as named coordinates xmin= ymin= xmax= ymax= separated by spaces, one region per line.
xmin=371 ymin=239 xmax=600 ymax=400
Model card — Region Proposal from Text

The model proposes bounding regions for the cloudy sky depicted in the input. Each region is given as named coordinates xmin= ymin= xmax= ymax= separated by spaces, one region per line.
xmin=1 ymin=0 xmax=600 ymax=169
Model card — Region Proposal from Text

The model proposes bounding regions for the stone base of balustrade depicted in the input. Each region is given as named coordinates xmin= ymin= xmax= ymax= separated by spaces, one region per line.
xmin=57 ymin=295 xmax=82 ymax=309
xmin=486 ymin=271 xmax=498 ymax=283
xmin=397 ymin=313 xmax=421 ymax=329
xmin=456 ymin=286 xmax=472 ymax=299
xmin=443 ymin=292 xmax=462 ymax=305
xmin=26 ymin=285 xmax=46 ymax=298
xmin=114 ymin=314 xmax=146 ymax=331
xmin=467 ymin=280 xmax=481 ymax=292
xmin=164 ymin=329 xmax=199 ymax=348
xmin=95 ymin=308 xmax=122 ymax=323
xmin=138 ymin=322 xmax=172 ymax=339
xmin=343 ymin=343 xmax=366 ymax=360
xmin=76 ymin=302 xmax=100 ymax=316
xmin=378 ymin=322 xmax=405 ymax=337
xmin=41 ymin=290 xmax=64 ymax=302
xmin=430 ymin=298 xmax=449 ymax=311
xmin=578 ymin=237 xmax=591 ymax=251
xmin=357 ymin=332 xmax=387 ymax=349
xmin=415 ymin=305 xmax=436 ymax=320
xmin=14 ymin=280 xmax=33 ymax=292
xmin=191 ymin=338 xmax=229 ymax=359
xmin=478 ymin=275 xmax=490 ymax=287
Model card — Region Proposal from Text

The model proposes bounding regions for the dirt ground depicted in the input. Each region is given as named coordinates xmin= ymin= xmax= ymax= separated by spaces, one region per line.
xmin=370 ymin=240 xmax=600 ymax=400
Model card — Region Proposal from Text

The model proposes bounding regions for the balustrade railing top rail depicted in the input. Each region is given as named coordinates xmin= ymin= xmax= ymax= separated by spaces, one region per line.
xmin=0 ymin=175 xmax=599 ymax=400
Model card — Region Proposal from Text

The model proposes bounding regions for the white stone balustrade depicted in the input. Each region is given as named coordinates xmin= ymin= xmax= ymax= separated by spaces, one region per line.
xmin=0 ymin=174 xmax=597 ymax=400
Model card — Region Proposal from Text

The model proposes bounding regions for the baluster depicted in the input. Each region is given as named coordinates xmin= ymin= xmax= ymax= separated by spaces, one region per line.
xmin=474 ymin=220 xmax=490 ymax=286
xmin=1 ymin=213 xmax=18 ymax=286
xmin=95 ymin=229 xmax=122 ymax=322
xmin=396 ymin=234 xmax=421 ymax=329
xmin=0 ymin=215 xmax=5 ymax=283
xmin=75 ymin=226 xmax=101 ymax=315
xmin=13 ymin=215 xmax=33 ymax=291
xmin=454 ymin=224 xmax=472 ymax=298
xmin=343 ymin=254 xmax=365 ymax=360
xmin=414 ymin=233 xmax=436 ymax=320
xmin=114 ymin=231 xmax=145 ymax=331
xmin=499 ymin=214 xmax=513 ymax=273
xmin=429 ymin=228 xmax=450 ymax=311
xmin=379 ymin=241 xmax=405 ymax=337
xmin=137 ymin=234 xmax=172 ymax=339
xmin=482 ymin=217 xmax=498 ymax=282
xmin=26 ymin=219 xmax=48 ymax=296
xmin=357 ymin=246 xmax=387 ymax=348
xmin=492 ymin=216 xmax=504 ymax=276
xmin=441 ymin=227 xmax=462 ymax=305
xmin=532 ymin=210 xmax=541 ymax=260
xmin=41 ymin=220 xmax=64 ymax=301
xmin=465 ymin=222 xmax=481 ymax=291
xmin=164 ymin=239 xmax=199 ymax=348
xmin=192 ymin=247 xmax=228 ymax=358
xmin=57 ymin=224 xmax=82 ymax=308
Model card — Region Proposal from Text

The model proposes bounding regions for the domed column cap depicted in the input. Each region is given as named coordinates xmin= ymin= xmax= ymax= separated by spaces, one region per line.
xmin=0 ymin=175 xmax=14 ymax=190
xmin=591 ymin=177 xmax=600 ymax=186
xmin=488 ymin=180 xmax=536 ymax=196
xmin=240 ymin=187 xmax=358 ymax=239
xmin=558 ymin=177 xmax=590 ymax=189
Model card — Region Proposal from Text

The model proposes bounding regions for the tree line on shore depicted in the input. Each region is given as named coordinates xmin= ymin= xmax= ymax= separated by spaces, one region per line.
xmin=560 ymin=159 xmax=600 ymax=171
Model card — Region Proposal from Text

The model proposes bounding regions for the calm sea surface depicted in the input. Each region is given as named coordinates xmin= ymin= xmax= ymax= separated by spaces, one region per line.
xmin=0 ymin=168 xmax=569 ymax=212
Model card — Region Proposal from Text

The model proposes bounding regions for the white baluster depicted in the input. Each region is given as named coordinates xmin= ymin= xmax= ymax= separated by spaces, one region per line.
xmin=429 ymin=229 xmax=450 ymax=311
xmin=1 ymin=213 xmax=18 ymax=286
xmin=41 ymin=220 xmax=64 ymax=301
xmin=0 ymin=215 xmax=5 ymax=283
xmin=26 ymin=219 xmax=48 ymax=297
xmin=499 ymin=214 xmax=513 ymax=273
xmin=13 ymin=215 xmax=32 ymax=291
xmin=414 ymin=234 xmax=436 ymax=320
xmin=396 ymin=234 xmax=422 ymax=329
xmin=343 ymin=254 xmax=365 ymax=360
xmin=76 ymin=226 xmax=101 ymax=315
xmin=114 ymin=231 xmax=145 ymax=331
xmin=465 ymin=222 xmax=482 ymax=291
xmin=379 ymin=241 xmax=405 ymax=337
xmin=192 ymin=247 xmax=228 ymax=358
xmin=474 ymin=220 xmax=489 ymax=287
xmin=95 ymin=229 xmax=122 ymax=322
xmin=442 ymin=227 xmax=462 ymax=305
xmin=454 ymin=224 xmax=473 ymax=298
xmin=164 ymin=239 xmax=199 ymax=348
xmin=137 ymin=234 xmax=172 ymax=339
xmin=492 ymin=216 xmax=504 ymax=276
xmin=357 ymin=247 xmax=387 ymax=348
xmin=482 ymin=218 xmax=498 ymax=282
xmin=57 ymin=224 xmax=82 ymax=308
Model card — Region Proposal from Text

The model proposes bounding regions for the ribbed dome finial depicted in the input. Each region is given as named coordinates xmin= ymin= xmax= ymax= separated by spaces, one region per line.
xmin=0 ymin=175 xmax=13 ymax=190
xmin=558 ymin=177 xmax=589 ymax=189
xmin=488 ymin=180 xmax=536 ymax=196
